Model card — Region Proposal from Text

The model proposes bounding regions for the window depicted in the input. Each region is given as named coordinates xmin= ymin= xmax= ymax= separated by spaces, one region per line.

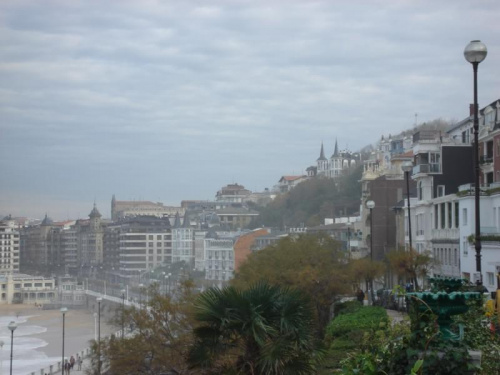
xmin=455 ymin=202 xmax=459 ymax=228
xmin=434 ymin=205 xmax=439 ymax=229
xmin=487 ymin=272 xmax=495 ymax=286
xmin=418 ymin=182 xmax=423 ymax=200
xmin=485 ymin=111 xmax=494 ymax=125
xmin=462 ymin=208 xmax=468 ymax=226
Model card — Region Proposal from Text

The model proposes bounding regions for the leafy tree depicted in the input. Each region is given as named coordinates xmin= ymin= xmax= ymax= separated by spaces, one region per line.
xmin=386 ymin=249 xmax=435 ymax=290
xmin=188 ymin=282 xmax=321 ymax=375
xmin=248 ymin=166 xmax=363 ymax=229
xmin=86 ymin=282 xmax=198 ymax=375
xmin=232 ymin=234 xmax=351 ymax=334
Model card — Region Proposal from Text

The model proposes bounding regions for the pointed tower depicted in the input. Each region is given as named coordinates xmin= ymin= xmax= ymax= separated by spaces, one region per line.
xmin=182 ymin=211 xmax=190 ymax=228
xmin=316 ymin=142 xmax=327 ymax=176
xmin=173 ymin=212 xmax=181 ymax=228
xmin=89 ymin=203 xmax=102 ymax=231
xmin=330 ymin=138 xmax=340 ymax=178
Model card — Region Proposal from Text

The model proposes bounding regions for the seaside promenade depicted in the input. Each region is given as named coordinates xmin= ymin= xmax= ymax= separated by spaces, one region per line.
xmin=0 ymin=304 xmax=117 ymax=375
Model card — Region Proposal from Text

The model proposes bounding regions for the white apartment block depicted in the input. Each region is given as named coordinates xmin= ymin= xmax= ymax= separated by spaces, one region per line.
xmin=118 ymin=217 xmax=172 ymax=278
xmin=0 ymin=218 xmax=20 ymax=273
xmin=172 ymin=227 xmax=194 ymax=266
xmin=204 ymin=236 xmax=234 ymax=286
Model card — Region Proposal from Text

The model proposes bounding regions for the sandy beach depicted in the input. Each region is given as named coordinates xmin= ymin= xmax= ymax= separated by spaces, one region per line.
xmin=0 ymin=304 xmax=117 ymax=375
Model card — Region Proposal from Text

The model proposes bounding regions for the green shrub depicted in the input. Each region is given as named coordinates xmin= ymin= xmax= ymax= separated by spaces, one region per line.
xmin=333 ymin=300 xmax=362 ymax=317
xmin=326 ymin=306 xmax=388 ymax=339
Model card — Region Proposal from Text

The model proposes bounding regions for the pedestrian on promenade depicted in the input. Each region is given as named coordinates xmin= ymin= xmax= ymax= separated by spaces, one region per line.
xmin=77 ymin=355 xmax=82 ymax=371
xmin=64 ymin=360 xmax=71 ymax=375
xmin=70 ymin=355 xmax=76 ymax=370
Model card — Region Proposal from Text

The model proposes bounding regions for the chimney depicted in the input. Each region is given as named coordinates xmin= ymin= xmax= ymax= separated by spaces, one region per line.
xmin=469 ymin=104 xmax=475 ymax=116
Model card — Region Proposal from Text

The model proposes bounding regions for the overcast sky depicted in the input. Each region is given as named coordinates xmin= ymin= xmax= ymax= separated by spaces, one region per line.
xmin=1 ymin=0 xmax=499 ymax=220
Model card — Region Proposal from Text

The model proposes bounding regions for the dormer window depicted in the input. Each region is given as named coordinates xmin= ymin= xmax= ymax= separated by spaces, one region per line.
xmin=485 ymin=111 xmax=494 ymax=125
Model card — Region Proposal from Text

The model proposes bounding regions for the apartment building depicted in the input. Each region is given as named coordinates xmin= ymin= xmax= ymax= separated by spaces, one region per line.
xmin=0 ymin=217 xmax=20 ymax=273
xmin=117 ymin=216 xmax=172 ymax=279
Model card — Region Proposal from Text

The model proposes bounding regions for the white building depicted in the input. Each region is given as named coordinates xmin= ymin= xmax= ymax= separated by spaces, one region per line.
xmin=204 ymin=232 xmax=234 ymax=287
xmin=458 ymin=187 xmax=500 ymax=292
xmin=118 ymin=217 xmax=172 ymax=278
xmin=316 ymin=140 xmax=359 ymax=179
xmin=0 ymin=274 xmax=57 ymax=305
xmin=0 ymin=217 xmax=20 ymax=274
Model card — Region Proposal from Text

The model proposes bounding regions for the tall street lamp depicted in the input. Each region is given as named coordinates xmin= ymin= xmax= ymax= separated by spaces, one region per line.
xmin=7 ymin=321 xmax=17 ymax=375
xmin=366 ymin=200 xmax=376 ymax=304
xmin=401 ymin=161 xmax=413 ymax=252
xmin=93 ymin=313 xmax=97 ymax=341
xmin=61 ymin=307 xmax=68 ymax=372
xmin=121 ymin=289 xmax=126 ymax=339
xmin=96 ymin=297 xmax=102 ymax=375
xmin=464 ymin=40 xmax=488 ymax=284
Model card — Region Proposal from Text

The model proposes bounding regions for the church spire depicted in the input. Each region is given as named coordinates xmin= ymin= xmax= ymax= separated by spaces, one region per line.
xmin=332 ymin=138 xmax=339 ymax=157
xmin=317 ymin=142 xmax=327 ymax=161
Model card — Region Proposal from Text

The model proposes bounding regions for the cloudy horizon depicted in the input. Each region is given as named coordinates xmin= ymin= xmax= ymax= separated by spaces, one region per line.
xmin=1 ymin=0 xmax=499 ymax=220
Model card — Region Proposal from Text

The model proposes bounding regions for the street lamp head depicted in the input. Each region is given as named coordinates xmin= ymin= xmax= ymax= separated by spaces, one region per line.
xmin=139 ymin=283 xmax=144 ymax=288
xmin=60 ymin=307 xmax=68 ymax=314
xmin=96 ymin=297 xmax=102 ymax=302
xmin=93 ymin=312 xmax=97 ymax=317
xmin=464 ymin=40 xmax=487 ymax=64
xmin=121 ymin=289 xmax=126 ymax=294
xmin=8 ymin=321 xmax=17 ymax=332
xmin=401 ymin=161 xmax=413 ymax=173
xmin=366 ymin=200 xmax=375 ymax=209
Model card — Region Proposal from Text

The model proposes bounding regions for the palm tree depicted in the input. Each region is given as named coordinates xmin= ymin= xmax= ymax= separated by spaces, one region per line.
xmin=188 ymin=282 xmax=321 ymax=374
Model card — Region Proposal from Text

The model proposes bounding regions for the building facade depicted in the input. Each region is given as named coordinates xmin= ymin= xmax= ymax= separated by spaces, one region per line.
xmin=0 ymin=217 xmax=20 ymax=274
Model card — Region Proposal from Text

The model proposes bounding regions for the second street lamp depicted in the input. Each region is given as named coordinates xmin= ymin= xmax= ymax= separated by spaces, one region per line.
xmin=401 ymin=161 xmax=413 ymax=252
xmin=464 ymin=40 xmax=488 ymax=284
xmin=7 ymin=321 xmax=17 ymax=375
xmin=61 ymin=307 xmax=68 ymax=373
xmin=366 ymin=200 xmax=376 ymax=304
xmin=96 ymin=297 xmax=102 ymax=375
xmin=121 ymin=289 xmax=126 ymax=339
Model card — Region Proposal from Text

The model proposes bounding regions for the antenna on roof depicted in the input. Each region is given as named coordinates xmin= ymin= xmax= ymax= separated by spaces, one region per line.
xmin=415 ymin=113 xmax=418 ymax=127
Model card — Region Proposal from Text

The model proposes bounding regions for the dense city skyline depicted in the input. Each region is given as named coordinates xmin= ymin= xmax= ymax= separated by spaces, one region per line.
xmin=1 ymin=0 xmax=500 ymax=219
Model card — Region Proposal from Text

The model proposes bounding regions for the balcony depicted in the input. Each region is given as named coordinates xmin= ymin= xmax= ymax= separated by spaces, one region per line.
xmin=413 ymin=163 xmax=441 ymax=175
xmin=432 ymin=228 xmax=459 ymax=240
xmin=480 ymin=155 xmax=493 ymax=165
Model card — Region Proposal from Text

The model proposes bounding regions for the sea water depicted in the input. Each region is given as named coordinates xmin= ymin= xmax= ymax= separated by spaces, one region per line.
xmin=0 ymin=315 xmax=60 ymax=375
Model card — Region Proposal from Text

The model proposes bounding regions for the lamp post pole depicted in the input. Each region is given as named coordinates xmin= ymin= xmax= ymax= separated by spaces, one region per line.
xmin=464 ymin=40 xmax=488 ymax=284
xmin=366 ymin=200 xmax=376 ymax=304
xmin=402 ymin=162 xmax=413 ymax=252
xmin=61 ymin=307 xmax=67 ymax=372
xmin=93 ymin=313 xmax=97 ymax=341
xmin=121 ymin=289 xmax=126 ymax=339
xmin=7 ymin=322 xmax=17 ymax=375
xmin=96 ymin=297 xmax=102 ymax=375
xmin=347 ymin=222 xmax=352 ymax=260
